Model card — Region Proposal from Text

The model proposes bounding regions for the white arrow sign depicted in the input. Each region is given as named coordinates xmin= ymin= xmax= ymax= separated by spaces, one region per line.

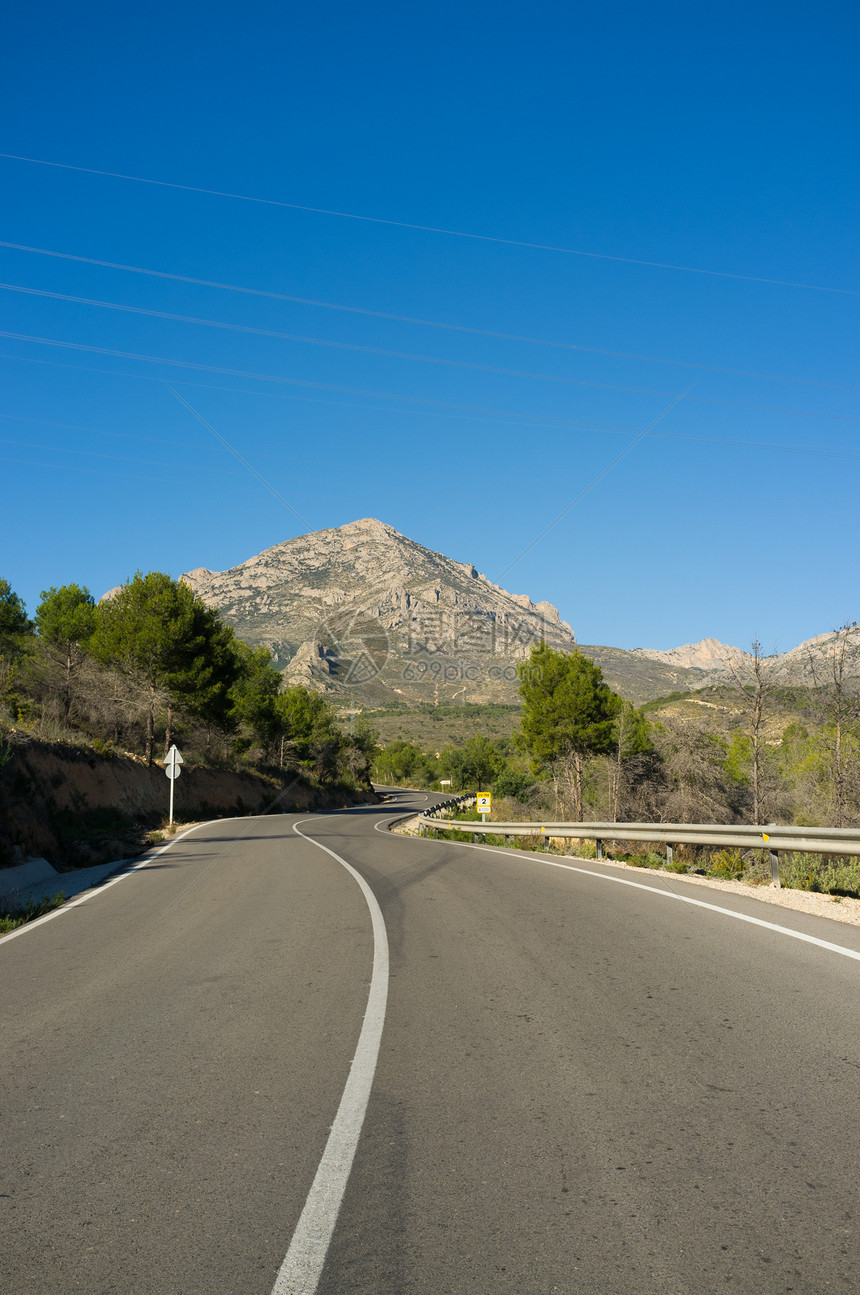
xmin=164 ymin=746 xmax=184 ymax=825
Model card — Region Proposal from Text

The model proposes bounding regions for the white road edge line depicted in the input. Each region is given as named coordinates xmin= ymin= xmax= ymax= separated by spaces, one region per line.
xmin=0 ymin=815 xmax=254 ymax=946
xmin=385 ymin=821 xmax=860 ymax=964
xmin=271 ymin=817 xmax=389 ymax=1295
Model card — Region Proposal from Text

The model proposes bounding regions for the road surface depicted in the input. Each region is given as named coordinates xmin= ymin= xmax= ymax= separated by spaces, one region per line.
xmin=2 ymin=789 xmax=859 ymax=1293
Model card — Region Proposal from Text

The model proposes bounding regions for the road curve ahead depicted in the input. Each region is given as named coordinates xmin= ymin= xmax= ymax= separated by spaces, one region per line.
xmin=2 ymin=790 xmax=859 ymax=1294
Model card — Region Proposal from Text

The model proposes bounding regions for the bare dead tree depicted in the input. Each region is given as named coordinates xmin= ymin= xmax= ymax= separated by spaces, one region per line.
xmin=74 ymin=658 xmax=171 ymax=754
xmin=652 ymin=717 xmax=737 ymax=824
xmin=804 ymin=623 xmax=860 ymax=827
xmin=727 ymin=639 xmax=780 ymax=825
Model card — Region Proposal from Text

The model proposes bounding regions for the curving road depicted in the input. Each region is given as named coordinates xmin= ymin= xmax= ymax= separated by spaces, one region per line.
xmin=2 ymin=789 xmax=859 ymax=1293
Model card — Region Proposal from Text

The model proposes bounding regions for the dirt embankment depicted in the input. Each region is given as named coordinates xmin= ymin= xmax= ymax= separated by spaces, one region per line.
xmin=0 ymin=736 xmax=369 ymax=872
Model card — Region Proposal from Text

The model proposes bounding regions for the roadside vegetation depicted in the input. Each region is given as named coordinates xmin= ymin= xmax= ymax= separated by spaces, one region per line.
xmin=0 ymin=890 xmax=65 ymax=934
xmin=0 ymin=572 xmax=378 ymax=800
xmin=379 ymin=637 xmax=860 ymax=899
xmin=363 ymin=701 xmax=522 ymax=749
xmin=433 ymin=810 xmax=860 ymax=899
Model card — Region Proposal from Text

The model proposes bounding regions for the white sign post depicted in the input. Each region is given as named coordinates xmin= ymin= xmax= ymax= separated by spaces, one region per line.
xmin=164 ymin=744 xmax=184 ymax=826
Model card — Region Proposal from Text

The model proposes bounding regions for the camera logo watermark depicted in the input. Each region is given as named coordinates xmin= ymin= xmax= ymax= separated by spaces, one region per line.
xmin=312 ymin=606 xmax=552 ymax=688
xmin=312 ymin=609 xmax=393 ymax=686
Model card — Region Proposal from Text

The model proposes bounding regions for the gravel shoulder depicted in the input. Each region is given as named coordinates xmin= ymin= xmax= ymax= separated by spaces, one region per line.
xmin=392 ymin=815 xmax=860 ymax=929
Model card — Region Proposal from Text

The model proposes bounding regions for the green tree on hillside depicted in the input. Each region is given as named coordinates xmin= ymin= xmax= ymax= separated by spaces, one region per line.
xmin=0 ymin=579 xmax=30 ymax=644
xmin=35 ymin=584 xmax=97 ymax=722
xmin=275 ymin=686 xmax=342 ymax=777
xmin=441 ymin=735 xmax=505 ymax=790
xmin=340 ymin=714 xmax=379 ymax=788
xmin=608 ymin=700 xmax=653 ymax=821
xmin=373 ymin=739 xmax=436 ymax=788
xmin=518 ymin=642 xmax=620 ymax=819
xmin=0 ymin=578 xmax=32 ymax=719
xmin=229 ymin=641 xmax=284 ymax=756
xmin=91 ymin=572 xmax=240 ymax=764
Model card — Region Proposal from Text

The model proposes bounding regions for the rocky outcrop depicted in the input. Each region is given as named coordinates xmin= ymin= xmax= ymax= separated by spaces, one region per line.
xmin=176 ymin=520 xmax=859 ymax=706
xmin=631 ymin=638 xmax=750 ymax=672
xmin=182 ymin=519 xmax=577 ymax=705
xmin=630 ymin=628 xmax=860 ymax=688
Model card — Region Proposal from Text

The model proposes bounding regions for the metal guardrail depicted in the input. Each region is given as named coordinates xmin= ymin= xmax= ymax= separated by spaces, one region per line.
xmin=424 ymin=794 xmax=475 ymax=815
xmin=415 ymin=813 xmax=860 ymax=888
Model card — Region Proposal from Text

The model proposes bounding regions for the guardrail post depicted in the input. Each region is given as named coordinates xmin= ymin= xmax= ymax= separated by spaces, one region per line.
xmin=474 ymin=833 xmax=479 ymax=844
xmin=666 ymin=843 xmax=673 ymax=867
xmin=504 ymin=834 xmax=510 ymax=846
xmin=770 ymin=849 xmax=781 ymax=888
xmin=433 ymin=828 xmax=438 ymax=839
xmin=595 ymin=839 xmax=603 ymax=860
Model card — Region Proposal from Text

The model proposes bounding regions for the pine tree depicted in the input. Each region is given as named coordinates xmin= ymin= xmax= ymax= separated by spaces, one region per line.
xmin=91 ymin=571 xmax=240 ymax=764
xmin=517 ymin=642 xmax=620 ymax=820
xmin=35 ymin=584 xmax=97 ymax=722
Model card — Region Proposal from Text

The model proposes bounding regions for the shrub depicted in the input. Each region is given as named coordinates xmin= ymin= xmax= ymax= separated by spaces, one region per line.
xmin=708 ymin=849 xmax=747 ymax=880
xmin=0 ymin=891 xmax=65 ymax=933
xmin=624 ymin=851 xmax=663 ymax=869
xmin=664 ymin=853 xmax=690 ymax=874
xmin=817 ymin=860 xmax=860 ymax=899
xmin=570 ymin=838 xmax=596 ymax=859
xmin=491 ymin=770 xmax=536 ymax=803
xmin=780 ymin=852 xmax=825 ymax=892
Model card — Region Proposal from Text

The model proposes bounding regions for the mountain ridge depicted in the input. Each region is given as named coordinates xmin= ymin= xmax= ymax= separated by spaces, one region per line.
xmin=176 ymin=520 xmax=858 ymax=706
xmin=181 ymin=518 xmax=578 ymax=706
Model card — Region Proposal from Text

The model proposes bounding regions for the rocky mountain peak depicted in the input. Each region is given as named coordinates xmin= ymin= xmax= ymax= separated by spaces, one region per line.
xmin=181 ymin=519 xmax=576 ymax=705
xmin=631 ymin=638 xmax=750 ymax=672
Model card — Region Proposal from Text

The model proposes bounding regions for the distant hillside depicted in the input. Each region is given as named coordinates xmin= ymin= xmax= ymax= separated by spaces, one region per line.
xmin=180 ymin=522 xmax=860 ymax=711
xmin=577 ymin=644 xmax=712 ymax=704
xmin=630 ymin=629 xmax=860 ymax=696
xmin=641 ymin=682 xmax=825 ymax=739
xmin=183 ymin=519 xmax=577 ymax=708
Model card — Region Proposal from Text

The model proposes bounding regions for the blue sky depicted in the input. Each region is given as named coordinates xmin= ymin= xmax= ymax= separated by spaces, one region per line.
xmin=2 ymin=0 xmax=858 ymax=652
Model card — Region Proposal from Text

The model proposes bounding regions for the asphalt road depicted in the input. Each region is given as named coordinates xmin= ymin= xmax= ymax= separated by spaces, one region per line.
xmin=2 ymin=790 xmax=859 ymax=1293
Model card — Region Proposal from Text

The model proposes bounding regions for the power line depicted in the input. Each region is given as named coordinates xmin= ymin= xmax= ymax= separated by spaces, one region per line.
xmin=1 ymin=152 xmax=856 ymax=297
xmin=164 ymin=384 xmax=312 ymax=527
xmin=0 ymin=283 xmax=673 ymax=398
xmin=3 ymin=406 xmax=860 ymax=468
xmin=2 ymin=328 xmax=859 ymax=425
xmin=0 ymin=454 xmax=247 ymax=489
xmin=0 ymin=410 xmax=633 ymax=464
xmin=497 ymin=386 xmax=695 ymax=579
xmin=0 ymin=348 xmax=642 ymax=425
xmin=2 ymin=240 xmax=857 ymax=395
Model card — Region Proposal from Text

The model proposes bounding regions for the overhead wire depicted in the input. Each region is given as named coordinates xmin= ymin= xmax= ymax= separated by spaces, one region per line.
xmin=1 ymin=152 xmax=857 ymax=297
xmin=0 ymin=286 xmax=676 ymax=397
xmin=164 ymin=384 xmax=312 ymax=527
xmin=3 ymin=404 xmax=860 ymax=470
xmin=4 ymin=156 xmax=857 ymax=581
xmin=0 ymin=435 xmax=240 ymax=474
xmin=2 ymin=327 xmax=859 ymax=426
xmin=0 ymin=349 xmax=647 ymax=427
xmin=1 ymin=241 xmax=857 ymax=395
xmin=4 ymin=351 xmax=860 ymax=481
xmin=496 ymin=386 xmax=695 ymax=580
xmin=0 ymin=454 xmax=248 ymax=489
